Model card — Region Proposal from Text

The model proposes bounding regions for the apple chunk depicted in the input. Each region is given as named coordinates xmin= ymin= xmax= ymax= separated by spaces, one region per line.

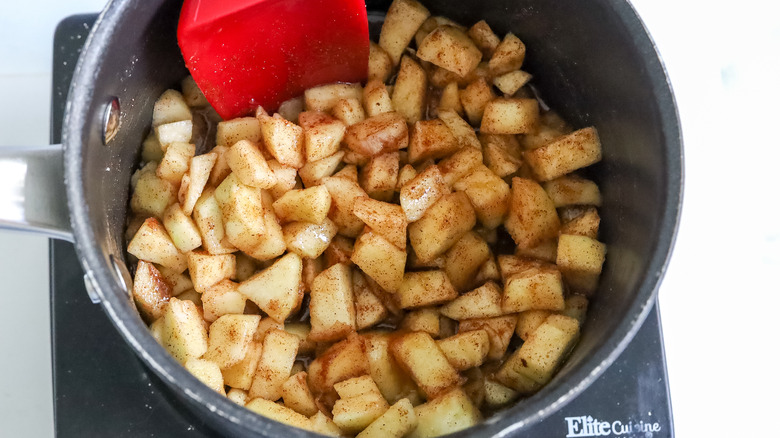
xmin=237 ymin=253 xmax=303 ymax=323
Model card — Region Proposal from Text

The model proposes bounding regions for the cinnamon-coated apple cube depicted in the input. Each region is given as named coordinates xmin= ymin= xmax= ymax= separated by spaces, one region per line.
xmin=160 ymin=297 xmax=208 ymax=363
xmin=481 ymin=98 xmax=539 ymax=134
xmin=307 ymin=334 xmax=370 ymax=409
xmin=543 ymin=176 xmax=602 ymax=207
xmin=483 ymin=379 xmax=518 ymax=409
xmin=263 ymin=159 xmax=297 ymax=200
xmin=515 ymin=238 xmax=558 ymax=263
xmin=299 ymin=151 xmax=345 ymax=187
xmin=216 ymin=176 xmax=267 ymax=252
xmin=562 ymin=295 xmax=589 ymax=325
xmin=184 ymin=359 xmax=225 ymax=395
xmin=244 ymin=201 xmax=287 ymax=262
xmin=272 ymin=185 xmax=332 ymax=224
xmin=157 ymin=141 xmax=195 ymax=185
xmin=556 ymin=234 xmax=606 ymax=295
xmin=439 ymin=82 xmax=464 ymax=116
xmin=203 ymin=314 xmax=260 ymax=368
xmin=304 ymin=82 xmax=363 ymax=113
xmin=324 ymin=235 xmax=354 ymax=268
xmin=408 ymin=119 xmax=459 ymax=163
xmin=345 ymin=111 xmax=409 ymax=157
xmin=128 ymin=218 xmax=187 ymax=272
xmin=249 ymin=328 xmax=301 ymax=400
xmin=489 ymin=33 xmax=526 ymax=76
xmin=473 ymin=256 xmax=501 ymax=285
xmin=201 ymin=280 xmax=246 ymax=322
xmin=493 ymin=70 xmax=532 ymax=95
xmin=238 ymin=253 xmax=303 ymax=323
xmin=437 ymin=110 xmax=481 ymax=149
xmin=360 ymin=152 xmax=399 ymax=201
xmin=162 ymin=203 xmax=202 ymax=253
xmin=390 ymin=331 xmax=462 ymax=399
xmin=354 ymin=271 xmax=388 ymax=330
xmin=397 ymin=270 xmax=458 ymax=309
xmin=352 ymin=229 xmax=407 ymax=293
xmin=368 ymin=42 xmax=393 ymax=83
xmin=496 ymin=314 xmax=579 ymax=393
xmin=400 ymin=165 xmax=450 ymax=223
xmin=436 ymin=329 xmax=490 ymax=370
xmin=515 ymin=310 xmax=553 ymax=340
xmin=392 ymin=56 xmax=428 ymax=124
xmin=437 ymin=146 xmax=483 ymax=188
xmin=281 ymin=371 xmax=319 ymax=417
xmin=192 ymin=188 xmax=236 ymax=255
xmin=401 ymin=308 xmax=441 ymax=337
xmin=155 ymin=120 xmax=193 ymax=148
xmin=332 ymin=375 xmax=390 ymax=434
xmin=362 ymin=332 xmax=420 ymax=405
xmin=309 ymin=263 xmax=356 ymax=342
xmin=146 ymin=263 xmax=188 ymax=298
xmin=298 ymin=111 xmax=346 ymax=162
xmin=132 ymin=260 xmax=171 ymax=322
xmin=323 ymin=175 xmax=369 ymax=237
xmin=560 ymin=207 xmax=600 ymax=240
xmin=131 ymin=165 xmax=177 ymax=219
xmin=414 ymin=16 xmax=466 ymax=48
xmin=357 ymin=398 xmax=417 ymax=438
xmin=439 ymin=282 xmax=503 ymax=320
xmin=244 ymin=398 xmax=311 ymax=430
xmin=468 ymin=20 xmax=500 ymax=57
xmin=152 ymin=89 xmax=191 ymax=127
xmin=332 ymin=98 xmax=367 ymax=126
xmin=179 ymin=152 xmax=217 ymax=215
xmin=481 ymin=133 xmax=523 ymax=177
xmin=409 ymin=192 xmax=476 ymax=262
xmin=525 ymin=127 xmax=602 ymax=181
xmin=226 ymin=140 xmax=277 ymax=189
xmin=363 ymin=79 xmax=394 ymax=117
xmin=459 ymin=315 xmax=517 ymax=360
xmin=187 ymin=250 xmax=236 ymax=293
xmin=503 ymin=263 xmax=565 ymax=313
xmin=227 ymin=388 xmax=249 ymax=406
xmin=310 ymin=411 xmax=343 ymax=436
xmin=396 ymin=164 xmax=417 ymax=191
xmin=410 ymin=388 xmax=480 ymax=438
xmin=283 ymin=219 xmax=338 ymax=259
xmin=216 ymin=117 xmax=262 ymax=146
xmin=417 ymin=25 xmax=482 ymax=77
xmin=258 ymin=113 xmax=305 ymax=169
xmin=452 ymin=166 xmax=509 ymax=229
xmin=379 ymin=0 xmax=431 ymax=65
xmin=504 ymin=177 xmax=560 ymax=248
xmin=353 ymin=197 xmax=407 ymax=251
xmin=444 ymin=231 xmax=491 ymax=291
xmin=460 ymin=78 xmax=495 ymax=126
xmin=207 ymin=145 xmax=232 ymax=187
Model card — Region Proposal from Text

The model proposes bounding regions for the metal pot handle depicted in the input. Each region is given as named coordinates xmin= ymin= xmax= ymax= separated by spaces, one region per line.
xmin=0 ymin=144 xmax=73 ymax=241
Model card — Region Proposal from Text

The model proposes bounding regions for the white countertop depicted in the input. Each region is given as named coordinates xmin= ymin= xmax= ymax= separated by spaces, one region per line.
xmin=0 ymin=0 xmax=777 ymax=436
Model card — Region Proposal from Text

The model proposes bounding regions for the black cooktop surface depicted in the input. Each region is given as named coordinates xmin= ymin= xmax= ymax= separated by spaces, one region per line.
xmin=51 ymin=14 xmax=673 ymax=438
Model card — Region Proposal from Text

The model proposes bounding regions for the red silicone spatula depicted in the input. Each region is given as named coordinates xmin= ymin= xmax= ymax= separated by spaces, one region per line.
xmin=178 ymin=0 xmax=369 ymax=120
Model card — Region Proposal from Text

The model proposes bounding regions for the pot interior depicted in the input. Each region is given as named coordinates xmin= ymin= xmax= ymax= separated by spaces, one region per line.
xmin=64 ymin=0 xmax=681 ymax=436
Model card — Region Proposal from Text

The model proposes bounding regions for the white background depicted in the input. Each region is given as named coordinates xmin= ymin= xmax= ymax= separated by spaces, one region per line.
xmin=0 ymin=0 xmax=778 ymax=437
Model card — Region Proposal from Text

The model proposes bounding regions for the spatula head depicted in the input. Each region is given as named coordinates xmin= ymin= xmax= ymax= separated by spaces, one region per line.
xmin=178 ymin=0 xmax=369 ymax=120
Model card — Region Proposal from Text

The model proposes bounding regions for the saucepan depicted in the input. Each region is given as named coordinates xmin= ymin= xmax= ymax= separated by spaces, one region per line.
xmin=0 ymin=0 xmax=682 ymax=436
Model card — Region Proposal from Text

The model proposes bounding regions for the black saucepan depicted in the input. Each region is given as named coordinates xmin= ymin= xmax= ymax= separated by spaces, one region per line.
xmin=0 ymin=0 xmax=682 ymax=436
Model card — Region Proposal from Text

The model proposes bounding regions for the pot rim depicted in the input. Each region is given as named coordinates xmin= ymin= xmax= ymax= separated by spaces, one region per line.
xmin=62 ymin=0 xmax=683 ymax=436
